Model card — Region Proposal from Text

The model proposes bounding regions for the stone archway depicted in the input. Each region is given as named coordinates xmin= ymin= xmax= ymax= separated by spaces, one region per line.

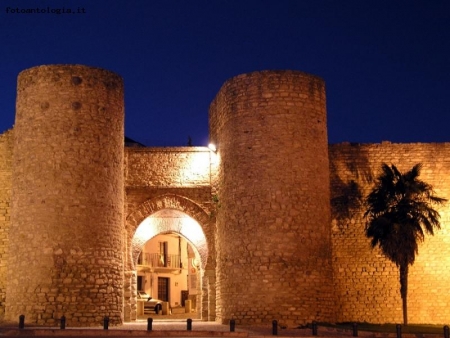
xmin=124 ymin=194 xmax=216 ymax=322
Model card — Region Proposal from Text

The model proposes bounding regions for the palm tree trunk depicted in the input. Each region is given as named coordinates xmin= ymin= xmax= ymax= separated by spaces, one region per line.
xmin=399 ymin=264 xmax=408 ymax=325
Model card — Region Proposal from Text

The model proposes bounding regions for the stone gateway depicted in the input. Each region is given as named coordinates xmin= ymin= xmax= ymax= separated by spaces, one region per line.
xmin=0 ymin=65 xmax=449 ymax=327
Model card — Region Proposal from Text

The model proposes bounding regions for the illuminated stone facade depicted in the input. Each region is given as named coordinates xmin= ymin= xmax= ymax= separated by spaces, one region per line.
xmin=7 ymin=65 xmax=125 ymax=326
xmin=0 ymin=65 xmax=449 ymax=327
xmin=209 ymin=71 xmax=335 ymax=324
xmin=330 ymin=143 xmax=450 ymax=324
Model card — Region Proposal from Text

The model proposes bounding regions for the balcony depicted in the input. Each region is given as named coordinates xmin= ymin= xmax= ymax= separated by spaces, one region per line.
xmin=137 ymin=253 xmax=182 ymax=273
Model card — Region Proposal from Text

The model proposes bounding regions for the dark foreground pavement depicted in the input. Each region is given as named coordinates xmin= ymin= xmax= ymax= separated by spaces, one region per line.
xmin=0 ymin=319 xmax=358 ymax=338
xmin=1 ymin=319 xmax=444 ymax=338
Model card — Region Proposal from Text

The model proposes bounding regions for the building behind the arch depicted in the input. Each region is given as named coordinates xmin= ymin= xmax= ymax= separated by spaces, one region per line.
xmin=0 ymin=64 xmax=449 ymax=327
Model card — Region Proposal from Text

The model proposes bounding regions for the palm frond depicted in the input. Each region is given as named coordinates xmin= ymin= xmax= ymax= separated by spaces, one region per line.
xmin=364 ymin=163 xmax=447 ymax=267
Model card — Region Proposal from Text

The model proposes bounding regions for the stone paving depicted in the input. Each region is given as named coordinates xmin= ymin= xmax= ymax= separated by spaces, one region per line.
xmin=0 ymin=318 xmax=393 ymax=338
xmin=2 ymin=314 xmax=444 ymax=338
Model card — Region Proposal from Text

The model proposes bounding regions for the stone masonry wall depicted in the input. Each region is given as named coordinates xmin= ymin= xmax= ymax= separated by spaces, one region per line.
xmin=124 ymin=146 xmax=216 ymax=321
xmin=125 ymin=147 xmax=212 ymax=188
xmin=124 ymin=146 xmax=215 ymax=270
xmin=330 ymin=142 xmax=450 ymax=324
xmin=0 ymin=130 xmax=13 ymax=319
xmin=2 ymin=64 xmax=450 ymax=327
xmin=210 ymin=70 xmax=335 ymax=327
xmin=6 ymin=65 xmax=125 ymax=326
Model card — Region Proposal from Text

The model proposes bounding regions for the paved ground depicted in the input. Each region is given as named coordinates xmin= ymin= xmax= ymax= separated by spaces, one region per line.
xmin=118 ymin=320 xmax=358 ymax=337
xmin=1 ymin=314 xmax=439 ymax=338
xmin=0 ymin=318 xmax=388 ymax=338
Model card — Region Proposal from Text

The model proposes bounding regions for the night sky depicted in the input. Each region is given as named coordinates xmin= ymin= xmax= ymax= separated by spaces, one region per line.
xmin=1 ymin=1 xmax=449 ymax=147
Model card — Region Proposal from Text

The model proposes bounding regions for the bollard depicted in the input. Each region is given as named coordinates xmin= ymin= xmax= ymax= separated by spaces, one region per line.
xmin=103 ymin=316 xmax=109 ymax=330
xmin=230 ymin=319 xmax=235 ymax=332
xmin=187 ymin=318 xmax=192 ymax=331
xmin=147 ymin=318 xmax=153 ymax=331
xmin=185 ymin=300 xmax=192 ymax=313
xmin=19 ymin=315 xmax=25 ymax=329
xmin=312 ymin=321 xmax=318 ymax=336
xmin=444 ymin=325 xmax=449 ymax=338
xmin=352 ymin=322 xmax=358 ymax=337
xmin=396 ymin=324 xmax=402 ymax=338
xmin=272 ymin=320 xmax=278 ymax=336
xmin=60 ymin=316 xmax=66 ymax=329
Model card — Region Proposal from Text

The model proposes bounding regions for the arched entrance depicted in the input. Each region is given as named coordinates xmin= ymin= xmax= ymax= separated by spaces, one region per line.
xmin=136 ymin=231 xmax=200 ymax=315
xmin=124 ymin=194 xmax=216 ymax=322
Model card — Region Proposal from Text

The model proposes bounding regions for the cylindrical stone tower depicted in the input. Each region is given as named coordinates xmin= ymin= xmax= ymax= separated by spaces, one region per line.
xmin=6 ymin=65 xmax=124 ymax=326
xmin=209 ymin=70 xmax=335 ymax=326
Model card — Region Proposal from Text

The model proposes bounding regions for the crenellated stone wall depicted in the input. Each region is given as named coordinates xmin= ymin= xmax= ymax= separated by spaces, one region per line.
xmin=330 ymin=142 xmax=450 ymax=324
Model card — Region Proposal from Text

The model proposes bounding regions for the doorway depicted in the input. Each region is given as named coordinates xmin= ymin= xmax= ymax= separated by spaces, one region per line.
xmin=158 ymin=277 xmax=169 ymax=302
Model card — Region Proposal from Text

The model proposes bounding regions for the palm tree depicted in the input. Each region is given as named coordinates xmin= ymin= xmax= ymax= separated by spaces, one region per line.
xmin=364 ymin=163 xmax=446 ymax=325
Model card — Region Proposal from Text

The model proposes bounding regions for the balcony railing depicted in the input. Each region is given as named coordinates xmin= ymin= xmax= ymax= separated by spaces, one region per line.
xmin=138 ymin=253 xmax=182 ymax=269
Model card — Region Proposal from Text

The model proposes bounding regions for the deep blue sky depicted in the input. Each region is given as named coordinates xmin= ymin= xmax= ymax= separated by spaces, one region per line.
xmin=1 ymin=1 xmax=449 ymax=146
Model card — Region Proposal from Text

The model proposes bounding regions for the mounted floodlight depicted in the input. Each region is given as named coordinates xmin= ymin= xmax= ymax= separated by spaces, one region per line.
xmin=208 ymin=143 xmax=217 ymax=152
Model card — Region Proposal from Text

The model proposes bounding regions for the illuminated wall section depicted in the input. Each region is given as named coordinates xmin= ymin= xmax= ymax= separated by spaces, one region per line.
xmin=210 ymin=70 xmax=336 ymax=326
xmin=7 ymin=65 xmax=124 ymax=326
xmin=330 ymin=142 xmax=450 ymax=324
xmin=124 ymin=147 xmax=217 ymax=322
xmin=0 ymin=130 xmax=13 ymax=319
